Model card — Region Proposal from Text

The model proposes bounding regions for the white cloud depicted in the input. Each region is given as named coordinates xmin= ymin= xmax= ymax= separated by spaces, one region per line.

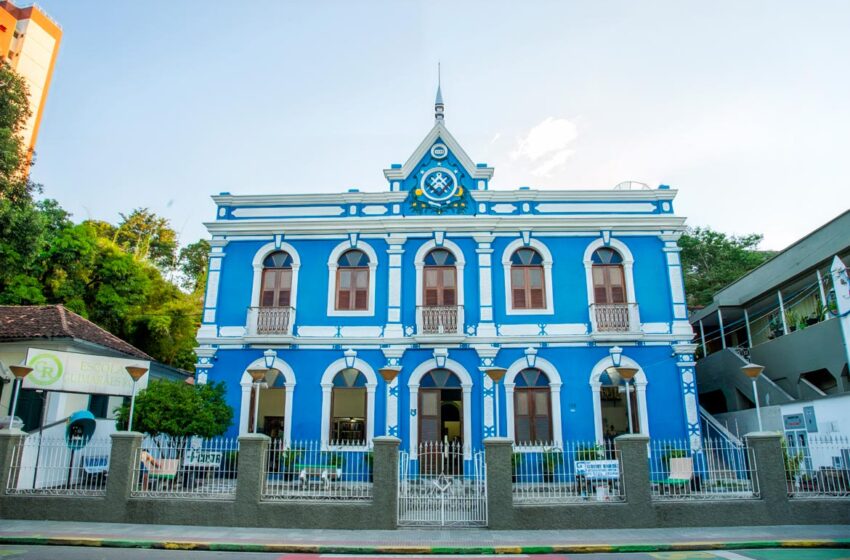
xmin=511 ymin=117 xmax=578 ymax=176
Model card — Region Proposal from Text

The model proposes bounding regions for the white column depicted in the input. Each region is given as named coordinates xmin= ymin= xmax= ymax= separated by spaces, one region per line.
xmin=699 ymin=320 xmax=707 ymax=356
xmin=385 ymin=235 xmax=406 ymax=338
xmin=778 ymin=290 xmax=789 ymax=335
xmin=474 ymin=345 xmax=499 ymax=438
xmin=474 ymin=234 xmax=496 ymax=337
xmin=239 ymin=382 xmax=251 ymax=436
xmin=381 ymin=347 xmax=404 ymax=438
xmin=661 ymin=236 xmax=690 ymax=336
xmin=636 ymin=382 xmax=650 ymax=438
xmin=829 ymin=256 xmax=850 ymax=373
xmin=462 ymin=385 xmax=472 ymax=460
xmin=744 ymin=309 xmax=753 ymax=348
xmin=591 ymin=383 xmax=603 ymax=445
xmin=718 ymin=308 xmax=726 ymax=349
xmin=366 ymin=385 xmax=376 ymax=445
xmin=551 ymin=383 xmax=563 ymax=445
xmin=283 ymin=386 xmax=295 ymax=443
xmin=816 ymin=269 xmax=829 ymax=319
xmin=320 ymin=384 xmax=332 ymax=448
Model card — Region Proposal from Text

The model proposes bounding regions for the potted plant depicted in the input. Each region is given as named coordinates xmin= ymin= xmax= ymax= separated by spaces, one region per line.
xmin=576 ymin=443 xmax=604 ymax=461
xmin=541 ymin=447 xmax=562 ymax=482
xmin=785 ymin=310 xmax=800 ymax=332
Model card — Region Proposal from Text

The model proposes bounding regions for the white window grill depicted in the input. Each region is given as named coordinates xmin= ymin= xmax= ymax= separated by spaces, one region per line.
xmin=6 ymin=435 xmax=111 ymax=496
xmin=785 ymin=433 xmax=850 ymax=499
xmin=512 ymin=441 xmax=625 ymax=503
xmin=649 ymin=438 xmax=758 ymax=500
xmin=262 ymin=440 xmax=373 ymax=501
xmin=130 ymin=435 xmax=238 ymax=499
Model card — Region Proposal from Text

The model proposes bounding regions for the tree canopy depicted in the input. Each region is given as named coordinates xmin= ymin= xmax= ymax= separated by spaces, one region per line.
xmin=678 ymin=227 xmax=775 ymax=308
xmin=114 ymin=380 xmax=233 ymax=438
xmin=0 ymin=61 xmax=37 ymax=203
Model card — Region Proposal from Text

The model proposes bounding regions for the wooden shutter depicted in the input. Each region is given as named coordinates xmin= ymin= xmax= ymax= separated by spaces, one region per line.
xmin=353 ymin=269 xmax=369 ymax=310
xmin=511 ymin=268 xmax=527 ymax=309
xmin=441 ymin=268 xmax=456 ymax=306
xmin=419 ymin=390 xmax=440 ymax=443
xmin=278 ymin=269 xmax=292 ymax=307
xmin=532 ymin=390 xmax=552 ymax=441
xmin=592 ymin=266 xmax=609 ymax=304
xmin=514 ymin=390 xmax=532 ymax=443
xmin=608 ymin=266 xmax=626 ymax=303
xmin=336 ymin=269 xmax=351 ymax=309
xmin=424 ymin=269 xmax=440 ymax=306
xmin=528 ymin=267 xmax=545 ymax=309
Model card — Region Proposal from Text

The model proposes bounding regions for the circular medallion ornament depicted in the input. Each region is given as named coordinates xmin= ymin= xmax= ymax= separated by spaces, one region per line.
xmin=420 ymin=167 xmax=458 ymax=202
xmin=430 ymin=143 xmax=448 ymax=160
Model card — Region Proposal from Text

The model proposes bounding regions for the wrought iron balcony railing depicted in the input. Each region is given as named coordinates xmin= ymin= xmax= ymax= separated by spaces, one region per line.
xmin=249 ymin=306 xmax=294 ymax=336
xmin=590 ymin=303 xmax=639 ymax=333
xmin=418 ymin=305 xmax=461 ymax=335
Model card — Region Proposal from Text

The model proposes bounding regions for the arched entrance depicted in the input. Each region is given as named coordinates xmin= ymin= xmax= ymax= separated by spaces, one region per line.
xmin=418 ymin=369 xmax=463 ymax=445
xmin=589 ymin=355 xmax=649 ymax=444
xmin=239 ymin=356 xmax=296 ymax=440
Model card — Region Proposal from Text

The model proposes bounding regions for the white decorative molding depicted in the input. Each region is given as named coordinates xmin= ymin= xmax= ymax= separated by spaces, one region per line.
xmin=501 ymin=237 xmax=555 ymax=316
xmin=232 ymin=206 xmax=345 ymax=218
xmin=339 ymin=326 xmax=383 ymax=338
xmin=361 ymin=205 xmax=388 ymax=216
xmin=219 ymin=326 xmax=247 ymax=337
xmin=503 ymin=357 xmax=563 ymax=447
xmin=326 ymin=239 xmax=378 ymax=317
xmin=537 ymin=202 xmax=657 ymax=214
xmin=320 ymin=357 xmax=378 ymax=449
xmin=296 ymin=326 xmax=338 ymax=337
xmin=239 ymin=356 xmax=297 ymax=442
xmin=491 ymin=203 xmax=517 ymax=214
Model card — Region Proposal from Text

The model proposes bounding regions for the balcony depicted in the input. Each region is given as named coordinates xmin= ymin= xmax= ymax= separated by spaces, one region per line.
xmin=590 ymin=303 xmax=639 ymax=333
xmin=248 ymin=306 xmax=294 ymax=336
xmin=418 ymin=305 xmax=461 ymax=335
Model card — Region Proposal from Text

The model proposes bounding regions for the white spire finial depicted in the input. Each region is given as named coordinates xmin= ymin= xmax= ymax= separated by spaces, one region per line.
xmin=435 ymin=62 xmax=445 ymax=122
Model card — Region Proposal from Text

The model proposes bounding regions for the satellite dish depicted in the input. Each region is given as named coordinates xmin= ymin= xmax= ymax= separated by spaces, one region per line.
xmin=66 ymin=410 xmax=96 ymax=450
xmin=613 ymin=181 xmax=650 ymax=191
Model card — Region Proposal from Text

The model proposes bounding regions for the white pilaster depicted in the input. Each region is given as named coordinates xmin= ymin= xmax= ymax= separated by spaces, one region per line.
xmin=385 ymin=234 xmax=407 ymax=337
xmin=474 ymin=234 xmax=496 ymax=335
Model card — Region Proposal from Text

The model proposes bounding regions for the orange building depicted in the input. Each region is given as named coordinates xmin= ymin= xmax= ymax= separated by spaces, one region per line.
xmin=0 ymin=1 xmax=61 ymax=160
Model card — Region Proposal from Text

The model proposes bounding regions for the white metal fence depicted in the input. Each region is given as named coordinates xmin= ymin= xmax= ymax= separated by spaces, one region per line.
xmin=785 ymin=434 xmax=850 ymax=498
xmin=512 ymin=441 xmax=625 ymax=503
xmin=398 ymin=441 xmax=487 ymax=527
xmin=130 ymin=436 xmax=239 ymax=499
xmin=6 ymin=436 xmax=111 ymax=496
xmin=262 ymin=440 xmax=373 ymax=501
xmin=649 ymin=438 xmax=758 ymax=500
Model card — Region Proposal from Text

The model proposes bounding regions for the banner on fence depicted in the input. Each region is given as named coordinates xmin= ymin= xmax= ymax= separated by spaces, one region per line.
xmin=575 ymin=460 xmax=619 ymax=480
xmin=23 ymin=348 xmax=150 ymax=396
xmin=183 ymin=450 xmax=223 ymax=467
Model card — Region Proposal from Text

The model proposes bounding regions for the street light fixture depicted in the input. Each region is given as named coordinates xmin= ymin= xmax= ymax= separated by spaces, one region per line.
xmin=8 ymin=365 xmax=33 ymax=429
xmin=741 ymin=363 xmax=766 ymax=431
xmin=247 ymin=367 xmax=269 ymax=434
xmin=614 ymin=366 xmax=639 ymax=434
xmin=263 ymin=349 xmax=276 ymax=370
xmin=433 ymin=348 xmax=448 ymax=369
xmin=124 ymin=366 xmax=149 ymax=432
xmin=485 ymin=367 xmax=507 ymax=437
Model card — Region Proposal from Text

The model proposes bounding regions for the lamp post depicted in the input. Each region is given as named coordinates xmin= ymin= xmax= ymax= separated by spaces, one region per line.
xmin=124 ymin=366 xmax=148 ymax=432
xmin=8 ymin=365 xmax=33 ymax=428
xmin=614 ymin=366 xmax=639 ymax=434
xmin=741 ymin=363 xmax=765 ymax=431
xmin=485 ymin=367 xmax=507 ymax=437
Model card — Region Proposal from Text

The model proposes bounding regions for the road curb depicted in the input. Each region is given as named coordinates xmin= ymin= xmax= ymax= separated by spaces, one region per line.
xmin=1 ymin=535 xmax=849 ymax=554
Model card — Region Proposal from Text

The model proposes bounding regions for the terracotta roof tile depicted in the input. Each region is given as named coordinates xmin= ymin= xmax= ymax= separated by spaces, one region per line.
xmin=0 ymin=305 xmax=152 ymax=360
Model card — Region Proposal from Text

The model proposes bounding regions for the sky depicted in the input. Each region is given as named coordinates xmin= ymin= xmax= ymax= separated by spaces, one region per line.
xmin=30 ymin=0 xmax=850 ymax=251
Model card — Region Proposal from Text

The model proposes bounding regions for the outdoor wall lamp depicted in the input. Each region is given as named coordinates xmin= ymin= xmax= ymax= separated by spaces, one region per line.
xmin=609 ymin=345 xmax=623 ymax=368
xmin=433 ymin=348 xmax=448 ymax=369
xmin=263 ymin=349 xmax=276 ymax=370
xmin=8 ymin=364 xmax=33 ymax=430
xmin=524 ymin=347 xmax=538 ymax=369
xmin=343 ymin=348 xmax=357 ymax=369
xmin=485 ymin=367 xmax=508 ymax=437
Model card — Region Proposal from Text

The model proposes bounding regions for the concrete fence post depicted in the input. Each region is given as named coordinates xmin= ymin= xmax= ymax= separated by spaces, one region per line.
xmin=371 ymin=436 xmax=400 ymax=529
xmin=0 ymin=429 xmax=25 ymax=496
xmin=236 ymin=433 xmax=269 ymax=510
xmin=614 ymin=434 xmax=654 ymax=525
xmin=745 ymin=431 xmax=788 ymax=518
xmin=106 ymin=431 xmax=143 ymax=522
xmin=483 ymin=437 xmax=514 ymax=530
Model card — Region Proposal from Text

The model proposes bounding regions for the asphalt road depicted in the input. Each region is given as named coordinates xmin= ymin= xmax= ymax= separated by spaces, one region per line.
xmin=1 ymin=547 xmax=849 ymax=560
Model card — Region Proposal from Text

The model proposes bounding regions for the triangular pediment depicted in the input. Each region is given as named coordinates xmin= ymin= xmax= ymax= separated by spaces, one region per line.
xmin=383 ymin=122 xmax=494 ymax=185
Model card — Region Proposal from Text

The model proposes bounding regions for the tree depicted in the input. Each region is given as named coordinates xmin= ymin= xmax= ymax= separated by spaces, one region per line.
xmin=114 ymin=208 xmax=178 ymax=270
xmin=0 ymin=62 xmax=38 ymax=202
xmin=678 ymin=227 xmax=775 ymax=308
xmin=178 ymin=239 xmax=210 ymax=293
xmin=115 ymin=380 xmax=233 ymax=438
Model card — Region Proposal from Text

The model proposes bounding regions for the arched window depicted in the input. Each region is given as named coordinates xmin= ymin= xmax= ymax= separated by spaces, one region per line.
xmin=335 ymin=250 xmax=370 ymax=311
xmin=591 ymin=248 xmax=626 ymax=304
xmin=261 ymin=251 xmax=293 ymax=308
xmin=513 ymin=368 xmax=551 ymax=443
xmin=423 ymin=249 xmax=457 ymax=307
xmin=598 ymin=369 xmax=639 ymax=440
xmin=330 ymin=368 xmax=367 ymax=443
xmin=418 ymin=369 xmax=463 ymax=444
xmin=510 ymin=248 xmax=545 ymax=309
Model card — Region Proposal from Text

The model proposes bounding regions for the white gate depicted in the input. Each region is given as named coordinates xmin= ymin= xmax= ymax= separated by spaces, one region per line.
xmin=397 ymin=441 xmax=487 ymax=527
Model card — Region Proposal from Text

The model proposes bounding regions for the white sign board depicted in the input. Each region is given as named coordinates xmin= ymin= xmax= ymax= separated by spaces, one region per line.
xmin=23 ymin=348 xmax=150 ymax=396
xmin=575 ymin=460 xmax=620 ymax=480
xmin=183 ymin=450 xmax=223 ymax=468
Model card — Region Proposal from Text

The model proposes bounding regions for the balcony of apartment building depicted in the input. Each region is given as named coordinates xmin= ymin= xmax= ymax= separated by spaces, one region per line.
xmin=246 ymin=305 xmax=295 ymax=338
xmin=589 ymin=302 xmax=641 ymax=336
xmin=693 ymin=261 xmax=849 ymax=405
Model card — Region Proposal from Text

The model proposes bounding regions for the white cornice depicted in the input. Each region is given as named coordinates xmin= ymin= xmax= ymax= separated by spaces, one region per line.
xmin=211 ymin=188 xmax=677 ymax=207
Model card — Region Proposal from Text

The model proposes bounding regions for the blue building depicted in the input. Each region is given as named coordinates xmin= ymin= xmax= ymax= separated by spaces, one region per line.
xmin=194 ymin=89 xmax=702 ymax=458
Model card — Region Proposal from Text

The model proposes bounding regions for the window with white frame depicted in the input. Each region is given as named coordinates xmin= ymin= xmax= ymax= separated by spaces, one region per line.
xmin=513 ymin=368 xmax=552 ymax=443
xmin=335 ymin=250 xmax=370 ymax=311
xmin=510 ymin=248 xmax=546 ymax=310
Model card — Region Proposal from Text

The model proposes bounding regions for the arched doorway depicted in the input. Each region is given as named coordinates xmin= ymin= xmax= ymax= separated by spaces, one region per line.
xmin=598 ymin=368 xmax=639 ymax=442
xmin=249 ymin=372 xmax=286 ymax=438
xmin=418 ymin=369 xmax=463 ymax=445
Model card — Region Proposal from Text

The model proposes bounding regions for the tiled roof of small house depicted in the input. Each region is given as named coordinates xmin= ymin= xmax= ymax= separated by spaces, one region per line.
xmin=0 ymin=305 xmax=152 ymax=360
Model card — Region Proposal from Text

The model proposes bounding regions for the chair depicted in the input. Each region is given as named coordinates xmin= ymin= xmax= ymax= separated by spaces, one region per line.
xmin=661 ymin=457 xmax=694 ymax=494
xmin=140 ymin=452 xmax=180 ymax=491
